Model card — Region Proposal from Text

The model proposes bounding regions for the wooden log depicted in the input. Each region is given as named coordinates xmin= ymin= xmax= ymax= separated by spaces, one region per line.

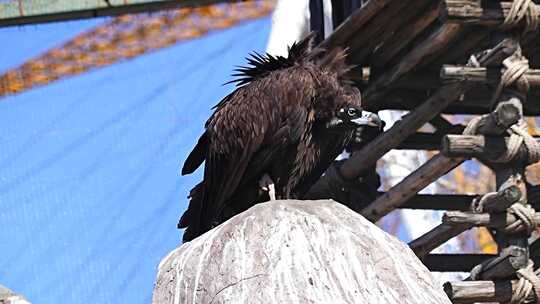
xmin=424 ymin=254 xmax=496 ymax=272
xmin=468 ymin=245 xmax=529 ymax=280
xmin=492 ymin=165 xmax=530 ymax=268
xmin=431 ymin=28 xmax=490 ymax=66
xmin=320 ymin=0 xmax=394 ymax=50
xmin=442 ymin=0 xmax=540 ymax=28
xmin=348 ymin=0 xmax=433 ymax=65
xmin=429 ymin=115 xmax=460 ymax=133
xmin=396 ymin=189 xmax=531 ymax=211
xmin=475 ymin=184 xmax=522 ymax=213
xmin=409 ymin=222 xmax=471 ymax=258
xmin=442 ymin=134 xmax=539 ymax=161
xmin=473 ymin=97 xmax=523 ymax=135
xmin=341 ymin=38 xmax=517 ymax=180
xmin=362 ymin=23 xmax=464 ymax=106
xmin=442 ymin=211 xmax=540 ymax=229
xmin=398 ymin=193 xmax=474 ymax=211
xmin=398 ymin=132 xmax=444 ymax=150
xmin=444 ymin=280 xmax=535 ymax=303
xmin=376 ymin=87 xmax=540 ymax=116
xmin=441 ymin=65 xmax=540 ymax=86
xmin=371 ymin=0 xmax=441 ymax=66
xmin=486 ymin=29 xmax=531 ymax=270
xmin=391 ymin=73 xmax=441 ymax=90
xmin=381 ymin=100 xmax=540 ymax=116
xmin=361 ymin=154 xmax=464 ymax=222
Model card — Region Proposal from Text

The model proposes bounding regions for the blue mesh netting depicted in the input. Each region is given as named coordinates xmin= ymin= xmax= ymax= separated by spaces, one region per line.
xmin=0 ymin=17 xmax=270 ymax=303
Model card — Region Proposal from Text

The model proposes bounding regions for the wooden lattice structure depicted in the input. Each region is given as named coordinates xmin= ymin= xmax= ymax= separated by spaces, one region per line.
xmin=319 ymin=0 xmax=540 ymax=302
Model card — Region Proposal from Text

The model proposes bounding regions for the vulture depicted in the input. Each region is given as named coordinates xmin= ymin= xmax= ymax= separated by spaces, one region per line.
xmin=179 ymin=33 xmax=382 ymax=242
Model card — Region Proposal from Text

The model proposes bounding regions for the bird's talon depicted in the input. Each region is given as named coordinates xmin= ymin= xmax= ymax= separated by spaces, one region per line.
xmin=259 ymin=174 xmax=276 ymax=201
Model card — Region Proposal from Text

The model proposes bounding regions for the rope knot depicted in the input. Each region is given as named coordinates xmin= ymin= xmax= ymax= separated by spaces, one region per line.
xmin=501 ymin=0 xmax=540 ymax=33
xmin=470 ymin=192 xmax=499 ymax=213
xmin=511 ymin=260 xmax=540 ymax=303
xmin=491 ymin=49 xmax=531 ymax=104
xmin=495 ymin=121 xmax=540 ymax=164
xmin=506 ymin=202 xmax=537 ymax=233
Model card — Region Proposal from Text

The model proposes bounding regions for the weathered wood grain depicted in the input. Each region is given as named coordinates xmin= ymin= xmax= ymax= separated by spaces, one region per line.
xmin=320 ymin=0 xmax=394 ymax=50
xmin=363 ymin=23 xmax=464 ymax=106
xmin=361 ymin=153 xmax=463 ymax=222
xmin=424 ymin=253 xmax=496 ymax=272
xmin=371 ymin=0 xmax=441 ymax=66
xmin=409 ymin=222 xmax=471 ymax=259
xmin=442 ymin=210 xmax=540 ymax=229
xmin=442 ymin=0 xmax=540 ymax=27
xmin=444 ymin=280 xmax=535 ymax=303
xmin=441 ymin=65 xmax=540 ymax=86
xmin=442 ymin=135 xmax=539 ymax=161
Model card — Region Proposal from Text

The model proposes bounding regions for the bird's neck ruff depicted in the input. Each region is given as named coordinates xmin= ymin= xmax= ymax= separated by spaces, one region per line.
xmin=225 ymin=32 xmax=353 ymax=89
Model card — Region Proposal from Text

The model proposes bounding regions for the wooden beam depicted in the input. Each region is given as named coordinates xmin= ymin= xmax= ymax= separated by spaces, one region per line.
xmin=371 ymin=0 xmax=441 ymax=66
xmin=362 ymin=22 xmax=464 ymax=106
xmin=397 ymin=132 xmax=444 ymax=150
xmin=378 ymin=97 xmax=540 ymax=116
xmin=444 ymin=280 xmax=535 ymax=303
xmin=362 ymin=154 xmax=464 ymax=222
xmin=409 ymin=222 xmax=471 ymax=258
xmin=441 ymin=65 xmax=540 ymax=86
xmin=431 ymin=28 xmax=490 ymax=67
xmin=442 ymin=0 xmax=540 ymax=28
xmin=442 ymin=135 xmax=540 ymax=161
xmin=348 ymin=0 xmax=433 ymax=65
xmin=320 ymin=0 xmax=394 ymax=50
xmin=423 ymin=254 xmax=496 ymax=272
xmin=443 ymin=211 xmax=540 ymax=230
xmin=398 ymin=193 xmax=474 ymax=211
xmin=0 ymin=0 xmax=238 ymax=27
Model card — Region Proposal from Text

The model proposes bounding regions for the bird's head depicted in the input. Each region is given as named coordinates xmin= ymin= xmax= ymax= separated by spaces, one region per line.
xmin=326 ymin=105 xmax=383 ymax=131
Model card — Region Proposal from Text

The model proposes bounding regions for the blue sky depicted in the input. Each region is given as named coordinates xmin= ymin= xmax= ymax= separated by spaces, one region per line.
xmin=0 ymin=15 xmax=271 ymax=304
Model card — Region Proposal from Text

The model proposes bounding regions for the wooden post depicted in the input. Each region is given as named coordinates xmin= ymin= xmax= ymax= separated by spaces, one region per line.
xmin=424 ymin=254 xmax=496 ymax=272
xmin=441 ymin=0 xmax=540 ymax=28
xmin=441 ymin=65 xmax=540 ymax=85
xmin=442 ymin=211 xmax=540 ymax=229
xmin=397 ymin=192 xmax=474 ymax=211
xmin=444 ymin=280 xmax=536 ymax=303
xmin=409 ymin=222 xmax=471 ymax=259
xmin=442 ymin=135 xmax=540 ymax=161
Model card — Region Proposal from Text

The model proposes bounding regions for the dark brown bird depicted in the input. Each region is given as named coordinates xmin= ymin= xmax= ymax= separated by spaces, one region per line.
xmin=178 ymin=33 xmax=382 ymax=242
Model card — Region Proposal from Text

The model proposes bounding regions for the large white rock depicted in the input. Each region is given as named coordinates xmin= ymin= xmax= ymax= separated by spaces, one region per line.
xmin=0 ymin=285 xmax=30 ymax=304
xmin=153 ymin=200 xmax=451 ymax=304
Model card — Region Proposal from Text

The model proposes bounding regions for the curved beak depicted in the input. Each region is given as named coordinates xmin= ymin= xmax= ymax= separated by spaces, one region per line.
xmin=350 ymin=111 xmax=383 ymax=129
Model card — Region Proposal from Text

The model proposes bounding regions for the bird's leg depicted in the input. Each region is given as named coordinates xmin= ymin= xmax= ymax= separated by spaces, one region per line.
xmin=259 ymin=174 xmax=276 ymax=201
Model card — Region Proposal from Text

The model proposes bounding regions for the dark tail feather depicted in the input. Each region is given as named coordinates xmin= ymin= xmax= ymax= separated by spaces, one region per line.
xmin=178 ymin=182 xmax=204 ymax=242
xmin=181 ymin=132 xmax=208 ymax=175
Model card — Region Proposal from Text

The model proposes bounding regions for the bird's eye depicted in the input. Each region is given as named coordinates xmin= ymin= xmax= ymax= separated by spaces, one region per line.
xmin=347 ymin=108 xmax=358 ymax=117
